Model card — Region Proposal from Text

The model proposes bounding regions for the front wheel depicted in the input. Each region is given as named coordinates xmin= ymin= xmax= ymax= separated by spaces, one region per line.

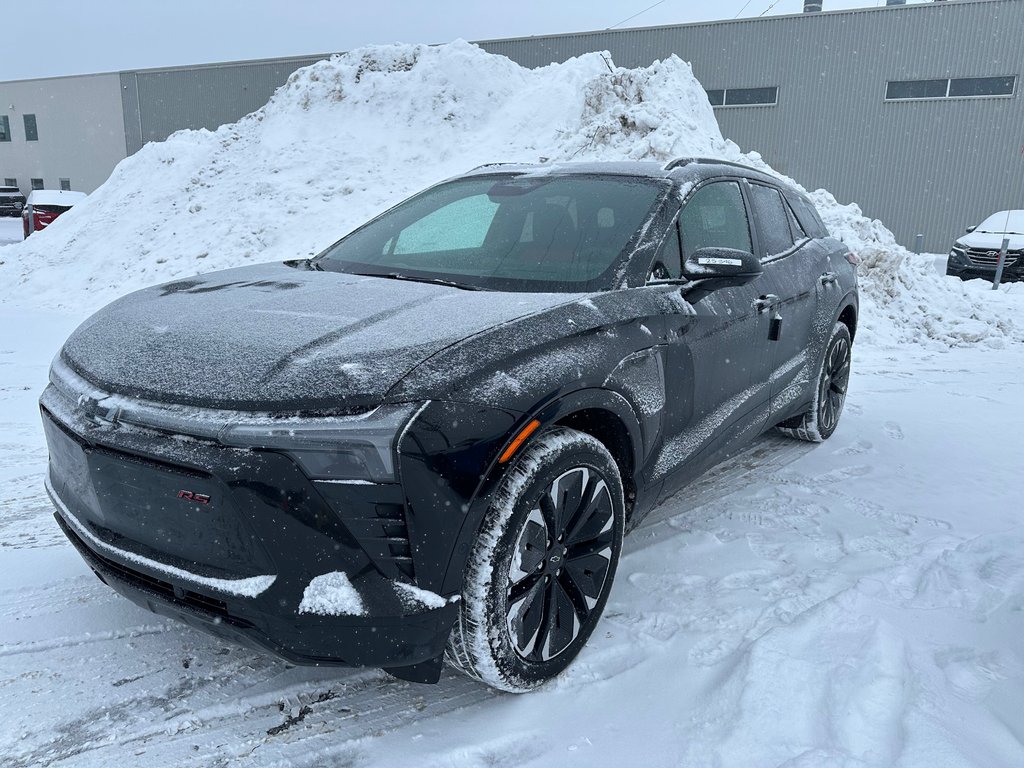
xmin=777 ymin=321 xmax=852 ymax=442
xmin=446 ymin=427 xmax=625 ymax=692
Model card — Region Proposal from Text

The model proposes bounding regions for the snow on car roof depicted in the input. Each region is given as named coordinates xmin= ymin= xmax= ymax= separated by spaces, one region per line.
xmin=977 ymin=210 xmax=1024 ymax=235
xmin=27 ymin=190 xmax=87 ymax=207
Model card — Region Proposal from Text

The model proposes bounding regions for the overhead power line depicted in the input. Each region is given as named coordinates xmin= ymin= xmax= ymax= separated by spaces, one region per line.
xmin=608 ymin=0 xmax=668 ymax=30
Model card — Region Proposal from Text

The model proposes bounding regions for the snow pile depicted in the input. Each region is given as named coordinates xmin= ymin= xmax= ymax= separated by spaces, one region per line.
xmin=0 ymin=40 xmax=1018 ymax=347
xmin=811 ymin=191 xmax=1022 ymax=348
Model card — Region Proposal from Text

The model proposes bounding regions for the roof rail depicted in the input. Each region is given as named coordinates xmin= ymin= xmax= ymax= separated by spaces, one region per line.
xmin=663 ymin=157 xmax=757 ymax=172
xmin=466 ymin=162 xmax=523 ymax=172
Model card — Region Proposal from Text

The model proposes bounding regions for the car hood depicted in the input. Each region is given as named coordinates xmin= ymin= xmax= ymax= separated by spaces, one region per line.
xmin=61 ymin=263 xmax=578 ymax=412
xmin=958 ymin=230 xmax=1024 ymax=251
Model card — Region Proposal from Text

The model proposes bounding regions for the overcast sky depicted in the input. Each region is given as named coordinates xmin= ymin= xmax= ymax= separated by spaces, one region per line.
xmin=10 ymin=0 xmax=934 ymax=81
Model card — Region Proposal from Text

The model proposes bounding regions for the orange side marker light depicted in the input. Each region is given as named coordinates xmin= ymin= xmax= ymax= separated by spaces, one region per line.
xmin=499 ymin=419 xmax=542 ymax=463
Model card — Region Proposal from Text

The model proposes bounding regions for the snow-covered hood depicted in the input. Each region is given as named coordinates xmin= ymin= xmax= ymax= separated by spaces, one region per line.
xmin=60 ymin=263 xmax=575 ymax=411
xmin=957 ymin=230 xmax=1024 ymax=251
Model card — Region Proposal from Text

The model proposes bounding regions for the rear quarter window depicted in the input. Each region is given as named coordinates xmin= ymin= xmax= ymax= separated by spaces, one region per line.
xmin=748 ymin=183 xmax=796 ymax=258
xmin=789 ymin=195 xmax=830 ymax=239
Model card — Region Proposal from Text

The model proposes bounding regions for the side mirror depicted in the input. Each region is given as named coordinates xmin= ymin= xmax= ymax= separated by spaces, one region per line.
xmin=682 ymin=247 xmax=762 ymax=290
xmin=965 ymin=225 xmax=976 ymax=233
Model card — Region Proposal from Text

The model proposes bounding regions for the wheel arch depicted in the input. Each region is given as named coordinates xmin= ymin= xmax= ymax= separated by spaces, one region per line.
xmin=837 ymin=301 xmax=858 ymax=341
xmin=439 ymin=388 xmax=646 ymax=596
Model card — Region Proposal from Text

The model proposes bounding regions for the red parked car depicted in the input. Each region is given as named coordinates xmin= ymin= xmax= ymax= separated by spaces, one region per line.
xmin=22 ymin=189 xmax=87 ymax=238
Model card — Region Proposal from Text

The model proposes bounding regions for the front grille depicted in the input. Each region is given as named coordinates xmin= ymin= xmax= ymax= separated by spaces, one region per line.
xmin=345 ymin=503 xmax=416 ymax=582
xmin=966 ymin=248 xmax=1020 ymax=267
xmin=56 ymin=513 xmax=236 ymax=620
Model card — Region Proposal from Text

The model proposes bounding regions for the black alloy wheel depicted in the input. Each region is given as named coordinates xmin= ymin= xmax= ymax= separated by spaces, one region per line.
xmin=446 ymin=427 xmax=625 ymax=692
xmin=505 ymin=466 xmax=616 ymax=662
xmin=817 ymin=327 xmax=851 ymax=436
xmin=777 ymin=321 xmax=853 ymax=442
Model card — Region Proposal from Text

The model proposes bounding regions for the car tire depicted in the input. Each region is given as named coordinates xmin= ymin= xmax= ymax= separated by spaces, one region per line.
xmin=777 ymin=321 xmax=852 ymax=443
xmin=446 ymin=427 xmax=625 ymax=692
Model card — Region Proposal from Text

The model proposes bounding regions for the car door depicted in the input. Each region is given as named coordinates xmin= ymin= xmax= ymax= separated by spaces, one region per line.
xmin=744 ymin=181 xmax=828 ymax=423
xmin=652 ymin=179 xmax=774 ymax=498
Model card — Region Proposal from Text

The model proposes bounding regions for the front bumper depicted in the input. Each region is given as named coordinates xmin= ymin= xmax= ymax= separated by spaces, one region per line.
xmin=947 ymin=252 xmax=1023 ymax=282
xmin=40 ymin=393 xmax=467 ymax=679
xmin=50 ymin=488 xmax=458 ymax=672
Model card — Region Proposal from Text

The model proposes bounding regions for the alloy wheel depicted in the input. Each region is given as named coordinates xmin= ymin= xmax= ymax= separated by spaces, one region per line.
xmin=818 ymin=334 xmax=851 ymax=433
xmin=505 ymin=467 xmax=615 ymax=662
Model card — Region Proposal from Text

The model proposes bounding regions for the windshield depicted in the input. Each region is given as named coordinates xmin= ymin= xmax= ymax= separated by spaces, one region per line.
xmin=977 ymin=210 xmax=1024 ymax=235
xmin=315 ymin=175 xmax=668 ymax=292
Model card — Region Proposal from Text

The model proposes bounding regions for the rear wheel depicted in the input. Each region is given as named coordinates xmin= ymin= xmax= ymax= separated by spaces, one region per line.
xmin=777 ymin=321 xmax=852 ymax=442
xmin=446 ymin=427 xmax=625 ymax=692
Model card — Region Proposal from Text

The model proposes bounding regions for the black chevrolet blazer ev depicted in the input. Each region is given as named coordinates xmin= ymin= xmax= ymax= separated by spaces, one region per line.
xmin=41 ymin=159 xmax=858 ymax=691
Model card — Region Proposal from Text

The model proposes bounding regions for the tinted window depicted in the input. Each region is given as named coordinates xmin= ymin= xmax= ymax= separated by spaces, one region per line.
xmin=317 ymin=175 xmax=666 ymax=292
xmin=705 ymin=89 xmax=725 ymax=107
xmin=30 ymin=178 xmax=43 ymax=190
xmin=748 ymin=184 xmax=795 ymax=258
xmin=949 ymin=76 xmax=1016 ymax=97
xmin=886 ymin=79 xmax=947 ymax=100
xmin=790 ymin=196 xmax=829 ymax=239
xmin=0 ymin=116 xmax=10 ymax=142
xmin=784 ymin=198 xmax=807 ymax=242
xmin=679 ymin=182 xmax=752 ymax=259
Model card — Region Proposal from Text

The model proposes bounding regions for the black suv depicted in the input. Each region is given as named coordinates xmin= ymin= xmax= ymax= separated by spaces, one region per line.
xmin=41 ymin=160 xmax=858 ymax=691
xmin=0 ymin=185 xmax=26 ymax=217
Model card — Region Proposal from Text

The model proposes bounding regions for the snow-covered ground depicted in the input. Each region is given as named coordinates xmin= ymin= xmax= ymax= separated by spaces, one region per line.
xmin=1 ymin=41 xmax=1022 ymax=767
xmin=0 ymin=216 xmax=22 ymax=246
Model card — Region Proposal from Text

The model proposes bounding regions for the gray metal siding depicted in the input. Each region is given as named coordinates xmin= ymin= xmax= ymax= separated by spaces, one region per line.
xmin=481 ymin=0 xmax=1024 ymax=252
xmin=124 ymin=56 xmax=327 ymax=154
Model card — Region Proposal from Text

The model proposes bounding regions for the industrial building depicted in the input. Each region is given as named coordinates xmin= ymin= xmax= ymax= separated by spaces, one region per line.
xmin=0 ymin=0 xmax=1020 ymax=251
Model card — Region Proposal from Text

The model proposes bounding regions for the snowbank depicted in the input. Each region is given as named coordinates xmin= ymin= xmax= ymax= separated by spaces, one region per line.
xmin=0 ymin=40 xmax=1018 ymax=347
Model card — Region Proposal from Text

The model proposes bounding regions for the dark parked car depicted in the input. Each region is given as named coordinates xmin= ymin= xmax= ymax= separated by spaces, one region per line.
xmin=41 ymin=160 xmax=858 ymax=691
xmin=22 ymin=189 xmax=87 ymax=237
xmin=946 ymin=209 xmax=1024 ymax=282
xmin=0 ymin=185 xmax=26 ymax=217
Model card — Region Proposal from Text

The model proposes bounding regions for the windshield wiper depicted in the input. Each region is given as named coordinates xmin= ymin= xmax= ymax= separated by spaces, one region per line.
xmin=355 ymin=272 xmax=485 ymax=291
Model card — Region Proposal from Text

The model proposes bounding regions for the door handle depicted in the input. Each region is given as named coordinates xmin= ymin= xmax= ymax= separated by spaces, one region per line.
xmin=752 ymin=294 xmax=780 ymax=313
xmin=819 ymin=271 xmax=839 ymax=286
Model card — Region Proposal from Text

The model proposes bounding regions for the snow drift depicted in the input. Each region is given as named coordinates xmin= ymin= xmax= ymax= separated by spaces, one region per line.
xmin=0 ymin=40 xmax=1018 ymax=347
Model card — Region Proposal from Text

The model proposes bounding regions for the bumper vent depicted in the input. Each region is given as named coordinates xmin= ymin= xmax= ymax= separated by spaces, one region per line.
xmin=346 ymin=503 xmax=416 ymax=583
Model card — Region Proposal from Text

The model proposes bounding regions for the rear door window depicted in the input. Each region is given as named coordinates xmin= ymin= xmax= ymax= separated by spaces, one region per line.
xmin=748 ymin=183 xmax=796 ymax=259
xmin=678 ymin=181 xmax=752 ymax=259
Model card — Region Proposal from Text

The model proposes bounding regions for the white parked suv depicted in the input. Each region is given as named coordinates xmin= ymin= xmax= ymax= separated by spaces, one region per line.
xmin=946 ymin=210 xmax=1024 ymax=282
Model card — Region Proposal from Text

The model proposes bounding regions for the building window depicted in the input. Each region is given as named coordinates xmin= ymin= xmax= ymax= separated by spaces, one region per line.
xmin=59 ymin=178 xmax=71 ymax=191
xmin=705 ymin=87 xmax=778 ymax=108
xmin=3 ymin=178 xmax=15 ymax=187
xmin=30 ymin=178 xmax=43 ymax=190
xmin=0 ymin=116 xmax=10 ymax=142
xmin=886 ymin=76 xmax=1017 ymax=101
xmin=23 ymin=114 xmax=38 ymax=141
xmin=949 ymin=76 xmax=1016 ymax=98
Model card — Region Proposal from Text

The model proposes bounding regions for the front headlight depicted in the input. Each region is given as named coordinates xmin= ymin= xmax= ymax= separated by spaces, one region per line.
xmin=949 ymin=243 xmax=967 ymax=262
xmin=218 ymin=403 xmax=420 ymax=482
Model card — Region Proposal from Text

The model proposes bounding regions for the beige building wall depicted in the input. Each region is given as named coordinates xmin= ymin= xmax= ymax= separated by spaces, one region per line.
xmin=0 ymin=73 xmax=127 ymax=195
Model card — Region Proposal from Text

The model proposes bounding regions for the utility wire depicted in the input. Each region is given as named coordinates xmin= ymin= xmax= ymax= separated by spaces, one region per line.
xmin=734 ymin=0 xmax=755 ymax=18
xmin=759 ymin=0 xmax=784 ymax=17
xmin=608 ymin=0 xmax=668 ymax=30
